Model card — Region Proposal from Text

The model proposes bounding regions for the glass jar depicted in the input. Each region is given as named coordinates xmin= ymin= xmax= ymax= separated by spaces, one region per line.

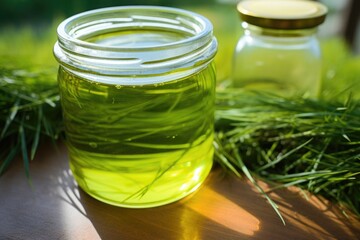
xmin=232 ymin=0 xmax=327 ymax=98
xmin=53 ymin=6 xmax=217 ymax=208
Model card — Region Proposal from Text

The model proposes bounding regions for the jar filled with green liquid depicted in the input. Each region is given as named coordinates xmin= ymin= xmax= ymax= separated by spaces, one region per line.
xmin=54 ymin=6 xmax=217 ymax=208
xmin=232 ymin=0 xmax=327 ymax=98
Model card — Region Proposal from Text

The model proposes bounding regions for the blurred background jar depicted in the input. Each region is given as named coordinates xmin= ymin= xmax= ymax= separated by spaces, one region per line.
xmin=232 ymin=0 xmax=328 ymax=98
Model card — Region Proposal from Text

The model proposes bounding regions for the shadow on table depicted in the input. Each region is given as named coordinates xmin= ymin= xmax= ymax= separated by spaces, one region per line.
xmin=211 ymin=172 xmax=360 ymax=240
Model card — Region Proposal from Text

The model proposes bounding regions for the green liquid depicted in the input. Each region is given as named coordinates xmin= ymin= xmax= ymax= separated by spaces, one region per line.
xmin=58 ymin=65 xmax=215 ymax=207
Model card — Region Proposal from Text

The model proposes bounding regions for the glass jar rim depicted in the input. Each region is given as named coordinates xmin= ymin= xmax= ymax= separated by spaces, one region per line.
xmin=53 ymin=6 xmax=217 ymax=84
xmin=57 ymin=5 xmax=213 ymax=51
xmin=237 ymin=0 xmax=327 ymax=30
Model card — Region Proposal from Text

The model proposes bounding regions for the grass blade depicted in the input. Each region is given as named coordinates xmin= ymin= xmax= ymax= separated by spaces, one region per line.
xmin=0 ymin=146 xmax=19 ymax=176
xmin=31 ymin=107 xmax=42 ymax=160
xmin=19 ymin=124 xmax=30 ymax=179
xmin=229 ymin=142 xmax=286 ymax=225
xmin=257 ymin=139 xmax=313 ymax=172
xmin=1 ymin=99 xmax=20 ymax=139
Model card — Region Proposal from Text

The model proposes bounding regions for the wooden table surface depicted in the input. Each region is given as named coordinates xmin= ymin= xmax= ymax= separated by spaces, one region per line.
xmin=1 ymin=142 xmax=359 ymax=240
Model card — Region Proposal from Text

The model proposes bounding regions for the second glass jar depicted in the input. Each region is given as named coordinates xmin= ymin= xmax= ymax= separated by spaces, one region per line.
xmin=232 ymin=0 xmax=327 ymax=98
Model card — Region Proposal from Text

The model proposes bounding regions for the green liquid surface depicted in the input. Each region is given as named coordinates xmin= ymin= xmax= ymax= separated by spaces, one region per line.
xmin=58 ymin=65 xmax=215 ymax=207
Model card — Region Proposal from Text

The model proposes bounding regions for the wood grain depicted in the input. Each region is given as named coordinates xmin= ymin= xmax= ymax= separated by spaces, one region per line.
xmin=0 ymin=142 xmax=359 ymax=240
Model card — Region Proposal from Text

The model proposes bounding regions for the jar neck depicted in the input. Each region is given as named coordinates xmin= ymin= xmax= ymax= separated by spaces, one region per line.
xmin=53 ymin=6 xmax=217 ymax=85
xmin=242 ymin=22 xmax=317 ymax=38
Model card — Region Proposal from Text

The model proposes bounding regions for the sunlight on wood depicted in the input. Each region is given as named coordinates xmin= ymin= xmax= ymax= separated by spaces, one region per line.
xmin=186 ymin=188 xmax=260 ymax=236
xmin=268 ymin=186 xmax=359 ymax=239
xmin=59 ymin=169 xmax=102 ymax=240
xmin=285 ymin=186 xmax=359 ymax=239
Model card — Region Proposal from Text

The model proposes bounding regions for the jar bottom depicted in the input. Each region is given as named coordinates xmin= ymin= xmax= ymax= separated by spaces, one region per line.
xmin=68 ymin=140 xmax=214 ymax=208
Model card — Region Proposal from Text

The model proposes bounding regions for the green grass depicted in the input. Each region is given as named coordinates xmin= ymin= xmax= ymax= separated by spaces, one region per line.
xmin=215 ymin=89 xmax=360 ymax=216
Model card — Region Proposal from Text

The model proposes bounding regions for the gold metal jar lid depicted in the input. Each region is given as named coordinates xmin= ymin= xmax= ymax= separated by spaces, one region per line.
xmin=237 ymin=0 xmax=328 ymax=29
